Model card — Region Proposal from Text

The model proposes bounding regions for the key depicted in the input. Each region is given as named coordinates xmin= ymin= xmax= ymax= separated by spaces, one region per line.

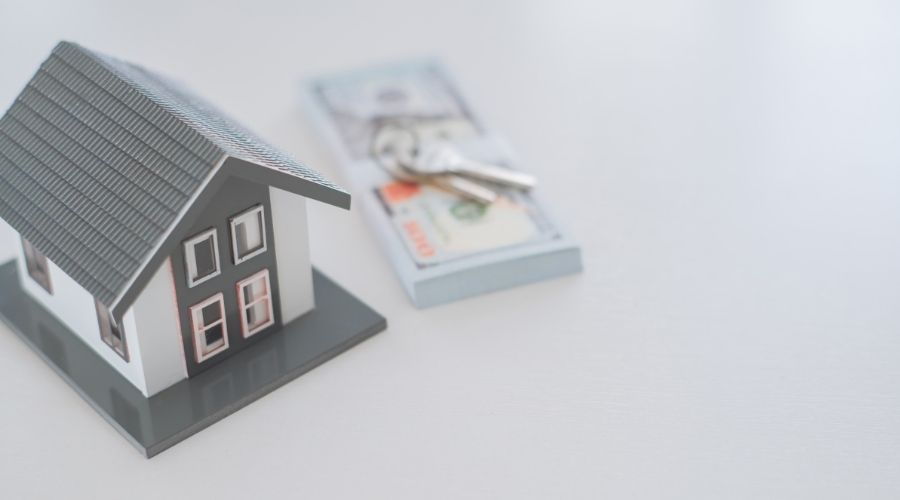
xmin=402 ymin=141 xmax=537 ymax=190
xmin=431 ymin=174 xmax=498 ymax=204
xmin=371 ymin=124 xmax=498 ymax=204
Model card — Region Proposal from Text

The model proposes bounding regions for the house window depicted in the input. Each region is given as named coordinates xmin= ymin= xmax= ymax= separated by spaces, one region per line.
xmin=96 ymin=299 xmax=128 ymax=361
xmin=184 ymin=228 xmax=221 ymax=287
xmin=237 ymin=269 xmax=275 ymax=337
xmin=230 ymin=205 xmax=267 ymax=264
xmin=190 ymin=293 xmax=229 ymax=362
xmin=22 ymin=238 xmax=52 ymax=293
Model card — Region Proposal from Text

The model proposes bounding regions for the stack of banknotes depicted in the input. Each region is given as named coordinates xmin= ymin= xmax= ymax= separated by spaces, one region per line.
xmin=302 ymin=60 xmax=582 ymax=307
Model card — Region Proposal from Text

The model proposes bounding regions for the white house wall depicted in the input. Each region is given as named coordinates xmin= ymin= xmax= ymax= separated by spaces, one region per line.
xmin=0 ymin=218 xmax=17 ymax=264
xmin=14 ymin=237 xmax=150 ymax=395
xmin=269 ymin=187 xmax=315 ymax=324
xmin=12 ymin=230 xmax=188 ymax=397
xmin=129 ymin=258 xmax=188 ymax=396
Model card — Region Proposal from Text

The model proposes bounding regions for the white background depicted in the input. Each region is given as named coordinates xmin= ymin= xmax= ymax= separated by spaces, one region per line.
xmin=1 ymin=1 xmax=899 ymax=498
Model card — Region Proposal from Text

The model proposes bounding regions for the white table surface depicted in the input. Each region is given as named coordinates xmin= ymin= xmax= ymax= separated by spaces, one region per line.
xmin=1 ymin=1 xmax=899 ymax=498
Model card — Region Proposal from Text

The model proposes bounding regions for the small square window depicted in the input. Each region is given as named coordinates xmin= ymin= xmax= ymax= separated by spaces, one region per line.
xmin=236 ymin=269 xmax=275 ymax=338
xmin=230 ymin=205 xmax=267 ymax=264
xmin=22 ymin=238 xmax=52 ymax=294
xmin=184 ymin=228 xmax=221 ymax=288
xmin=96 ymin=299 xmax=128 ymax=361
xmin=190 ymin=293 xmax=229 ymax=363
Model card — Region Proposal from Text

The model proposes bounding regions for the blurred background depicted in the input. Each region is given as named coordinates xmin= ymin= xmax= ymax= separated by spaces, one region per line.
xmin=1 ymin=1 xmax=899 ymax=498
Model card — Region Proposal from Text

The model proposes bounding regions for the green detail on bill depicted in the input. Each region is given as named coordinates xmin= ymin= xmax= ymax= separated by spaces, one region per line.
xmin=450 ymin=200 xmax=487 ymax=223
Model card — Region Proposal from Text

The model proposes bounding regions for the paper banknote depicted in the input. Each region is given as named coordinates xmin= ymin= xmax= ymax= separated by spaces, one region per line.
xmin=304 ymin=60 xmax=582 ymax=307
xmin=376 ymin=180 xmax=559 ymax=267
xmin=312 ymin=62 xmax=482 ymax=161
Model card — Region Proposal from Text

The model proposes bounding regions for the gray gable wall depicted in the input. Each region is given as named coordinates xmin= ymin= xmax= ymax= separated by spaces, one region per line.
xmin=0 ymin=41 xmax=348 ymax=316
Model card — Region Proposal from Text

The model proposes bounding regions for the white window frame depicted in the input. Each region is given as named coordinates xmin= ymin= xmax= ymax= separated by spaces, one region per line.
xmin=184 ymin=228 xmax=221 ymax=288
xmin=230 ymin=205 xmax=267 ymax=265
xmin=95 ymin=299 xmax=128 ymax=361
xmin=236 ymin=269 xmax=275 ymax=338
xmin=190 ymin=293 xmax=229 ymax=362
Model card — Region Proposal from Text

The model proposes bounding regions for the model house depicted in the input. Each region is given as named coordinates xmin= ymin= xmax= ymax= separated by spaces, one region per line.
xmin=0 ymin=41 xmax=353 ymax=397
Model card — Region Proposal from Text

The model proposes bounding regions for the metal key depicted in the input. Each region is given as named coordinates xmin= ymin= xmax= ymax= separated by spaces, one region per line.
xmin=371 ymin=124 xmax=498 ymax=204
xmin=402 ymin=141 xmax=537 ymax=190
xmin=430 ymin=174 xmax=497 ymax=204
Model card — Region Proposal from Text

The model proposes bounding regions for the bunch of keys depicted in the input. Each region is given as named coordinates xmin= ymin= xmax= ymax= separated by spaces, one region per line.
xmin=371 ymin=123 xmax=537 ymax=204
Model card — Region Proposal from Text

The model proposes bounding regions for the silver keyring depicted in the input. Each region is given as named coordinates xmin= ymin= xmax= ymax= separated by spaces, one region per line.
xmin=370 ymin=123 xmax=421 ymax=182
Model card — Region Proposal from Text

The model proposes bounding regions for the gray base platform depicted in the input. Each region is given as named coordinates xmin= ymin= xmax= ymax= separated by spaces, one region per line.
xmin=0 ymin=261 xmax=386 ymax=458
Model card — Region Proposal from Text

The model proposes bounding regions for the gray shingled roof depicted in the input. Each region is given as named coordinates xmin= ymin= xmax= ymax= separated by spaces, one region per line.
xmin=0 ymin=41 xmax=349 ymax=314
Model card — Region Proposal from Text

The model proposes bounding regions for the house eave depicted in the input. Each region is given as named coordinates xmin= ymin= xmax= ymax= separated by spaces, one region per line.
xmin=224 ymin=156 xmax=351 ymax=211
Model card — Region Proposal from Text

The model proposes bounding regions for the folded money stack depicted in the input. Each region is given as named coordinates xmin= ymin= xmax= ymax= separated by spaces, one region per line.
xmin=302 ymin=60 xmax=582 ymax=307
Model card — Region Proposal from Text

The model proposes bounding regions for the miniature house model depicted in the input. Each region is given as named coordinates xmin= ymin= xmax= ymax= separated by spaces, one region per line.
xmin=0 ymin=42 xmax=353 ymax=397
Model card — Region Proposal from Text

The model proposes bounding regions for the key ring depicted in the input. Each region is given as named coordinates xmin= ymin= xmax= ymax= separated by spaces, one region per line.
xmin=370 ymin=122 xmax=498 ymax=204
xmin=371 ymin=122 xmax=422 ymax=182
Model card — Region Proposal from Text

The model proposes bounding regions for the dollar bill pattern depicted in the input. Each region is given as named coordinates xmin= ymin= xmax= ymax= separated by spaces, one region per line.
xmin=310 ymin=62 xmax=562 ymax=269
